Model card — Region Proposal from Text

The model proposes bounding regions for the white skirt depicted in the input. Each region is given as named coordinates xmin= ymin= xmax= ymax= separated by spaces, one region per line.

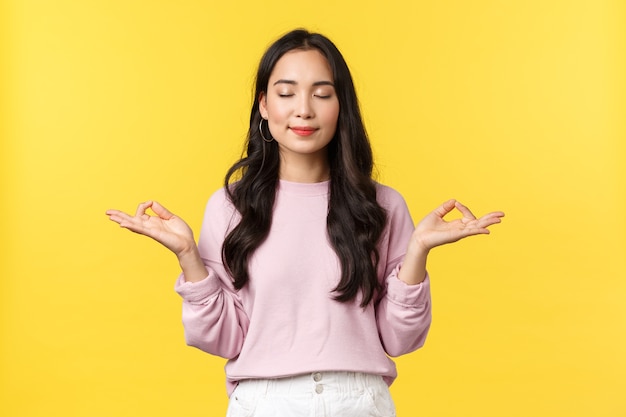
xmin=226 ymin=371 xmax=396 ymax=417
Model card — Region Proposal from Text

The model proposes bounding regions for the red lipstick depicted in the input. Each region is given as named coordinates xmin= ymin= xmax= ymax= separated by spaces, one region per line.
xmin=290 ymin=126 xmax=317 ymax=136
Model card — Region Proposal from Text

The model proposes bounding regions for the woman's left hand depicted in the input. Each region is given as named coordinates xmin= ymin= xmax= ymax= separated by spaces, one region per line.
xmin=412 ymin=199 xmax=504 ymax=252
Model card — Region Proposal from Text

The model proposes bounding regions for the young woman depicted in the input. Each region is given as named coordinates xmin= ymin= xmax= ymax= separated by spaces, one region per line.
xmin=106 ymin=29 xmax=504 ymax=417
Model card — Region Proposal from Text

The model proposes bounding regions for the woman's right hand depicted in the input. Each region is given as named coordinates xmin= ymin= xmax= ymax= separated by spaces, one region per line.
xmin=106 ymin=201 xmax=196 ymax=258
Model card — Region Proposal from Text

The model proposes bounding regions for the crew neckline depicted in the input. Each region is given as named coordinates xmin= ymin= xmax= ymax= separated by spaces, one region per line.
xmin=278 ymin=179 xmax=330 ymax=196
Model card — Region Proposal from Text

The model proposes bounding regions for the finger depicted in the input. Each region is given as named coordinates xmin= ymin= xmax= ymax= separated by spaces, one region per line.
xmin=478 ymin=218 xmax=501 ymax=228
xmin=458 ymin=227 xmax=492 ymax=239
xmin=150 ymin=201 xmax=174 ymax=220
xmin=467 ymin=228 xmax=491 ymax=236
xmin=135 ymin=201 xmax=154 ymax=217
xmin=109 ymin=217 xmax=134 ymax=231
xmin=106 ymin=209 xmax=129 ymax=222
xmin=110 ymin=215 xmax=149 ymax=235
xmin=106 ymin=213 xmax=124 ymax=225
xmin=433 ymin=199 xmax=457 ymax=218
xmin=107 ymin=211 xmax=136 ymax=227
xmin=106 ymin=209 xmax=138 ymax=228
xmin=481 ymin=211 xmax=505 ymax=219
xmin=477 ymin=212 xmax=505 ymax=226
xmin=454 ymin=201 xmax=477 ymax=220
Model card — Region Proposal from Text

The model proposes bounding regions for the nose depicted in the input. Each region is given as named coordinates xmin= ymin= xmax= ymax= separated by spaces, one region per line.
xmin=295 ymin=95 xmax=314 ymax=119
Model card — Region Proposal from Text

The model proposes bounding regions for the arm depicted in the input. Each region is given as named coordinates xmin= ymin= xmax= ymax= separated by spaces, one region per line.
xmin=105 ymin=200 xmax=208 ymax=282
xmin=175 ymin=191 xmax=250 ymax=358
xmin=377 ymin=265 xmax=432 ymax=357
xmin=376 ymin=193 xmax=504 ymax=356
xmin=374 ymin=188 xmax=432 ymax=356
xmin=175 ymin=270 xmax=248 ymax=359
xmin=106 ymin=194 xmax=249 ymax=358
xmin=398 ymin=199 xmax=505 ymax=285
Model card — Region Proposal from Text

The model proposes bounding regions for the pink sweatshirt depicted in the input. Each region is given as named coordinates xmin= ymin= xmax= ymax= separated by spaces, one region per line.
xmin=175 ymin=180 xmax=432 ymax=394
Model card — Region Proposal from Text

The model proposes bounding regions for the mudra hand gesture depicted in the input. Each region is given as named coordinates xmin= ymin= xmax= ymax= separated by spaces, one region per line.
xmin=396 ymin=199 xmax=504 ymax=285
xmin=106 ymin=201 xmax=195 ymax=257
xmin=413 ymin=199 xmax=505 ymax=252
xmin=106 ymin=198 xmax=504 ymax=286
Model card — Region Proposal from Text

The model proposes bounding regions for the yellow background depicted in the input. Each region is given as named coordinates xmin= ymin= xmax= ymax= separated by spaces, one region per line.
xmin=1 ymin=0 xmax=625 ymax=416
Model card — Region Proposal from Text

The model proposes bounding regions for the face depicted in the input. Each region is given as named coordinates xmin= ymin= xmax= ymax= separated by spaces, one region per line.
xmin=259 ymin=49 xmax=340 ymax=167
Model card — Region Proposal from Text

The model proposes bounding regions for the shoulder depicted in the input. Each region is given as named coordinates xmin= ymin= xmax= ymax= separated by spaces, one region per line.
xmin=206 ymin=185 xmax=230 ymax=208
xmin=204 ymin=185 xmax=238 ymax=219
xmin=374 ymin=182 xmax=408 ymax=210
xmin=198 ymin=185 xmax=240 ymax=237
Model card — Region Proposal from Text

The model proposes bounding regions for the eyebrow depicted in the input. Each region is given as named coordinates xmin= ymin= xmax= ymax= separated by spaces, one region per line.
xmin=272 ymin=79 xmax=335 ymax=87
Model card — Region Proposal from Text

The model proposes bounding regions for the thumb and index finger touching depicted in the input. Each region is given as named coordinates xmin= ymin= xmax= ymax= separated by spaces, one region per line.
xmin=106 ymin=200 xmax=172 ymax=220
xmin=433 ymin=199 xmax=478 ymax=220
xmin=105 ymin=201 xmax=178 ymax=236
xmin=132 ymin=200 xmax=174 ymax=219
xmin=432 ymin=199 xmax=505 ymax=235
xmin=146 ymin=201 xmax=175 ymax=220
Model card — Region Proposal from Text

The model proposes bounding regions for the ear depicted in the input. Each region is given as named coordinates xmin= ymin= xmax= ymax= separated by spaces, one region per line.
xmin=258 ymin=92 xmax=268 ymax=119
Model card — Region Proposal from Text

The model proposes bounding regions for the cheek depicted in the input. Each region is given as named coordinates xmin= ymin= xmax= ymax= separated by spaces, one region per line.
xmin=266 ymin=101 xmax=290 ymax=122
xmin=323 ymin=105 xmax=340 ymax=128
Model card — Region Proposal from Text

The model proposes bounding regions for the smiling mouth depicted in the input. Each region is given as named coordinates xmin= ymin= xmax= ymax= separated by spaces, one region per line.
xmin=290 ymin=127 xmax=317 ymax=136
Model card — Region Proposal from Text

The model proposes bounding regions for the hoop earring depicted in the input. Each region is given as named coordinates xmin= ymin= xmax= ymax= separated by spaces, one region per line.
xmin=259 ymin=119 xmax=274 ymax=143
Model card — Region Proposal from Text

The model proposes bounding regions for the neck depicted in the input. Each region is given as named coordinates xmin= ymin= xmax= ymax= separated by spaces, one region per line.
xmin=278 ymin=153 xmax=330 ymax=183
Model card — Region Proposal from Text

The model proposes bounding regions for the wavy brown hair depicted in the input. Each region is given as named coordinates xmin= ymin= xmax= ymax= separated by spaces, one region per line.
xmin=222 ymin=29 xmax=387 ymax=307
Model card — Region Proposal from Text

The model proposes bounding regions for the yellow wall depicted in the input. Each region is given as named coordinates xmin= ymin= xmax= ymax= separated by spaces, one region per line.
xmin=1 ymin=1 xmax=624 ymax=416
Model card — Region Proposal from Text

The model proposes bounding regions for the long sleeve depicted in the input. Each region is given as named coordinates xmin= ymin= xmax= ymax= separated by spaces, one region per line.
xmin=174 ymin=181 xmax=432 ymax=394
xmin=374 ymin=185 xmax=433 ymax=357
xmin=376 ymin=267 xmax=432 ymax=357
xmin=174 ymin=188 xmax=250 ymax=359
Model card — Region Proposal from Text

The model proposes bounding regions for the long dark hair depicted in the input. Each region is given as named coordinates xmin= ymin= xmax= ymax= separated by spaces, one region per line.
xmin=222 ymin=29 xmax=387 ymax=307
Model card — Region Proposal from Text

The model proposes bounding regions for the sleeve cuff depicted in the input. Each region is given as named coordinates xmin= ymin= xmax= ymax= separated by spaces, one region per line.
xmin=174 ymin=270 xmax=222 ymax=304
xmin=385 ymin=265 xmax=431 ymax=307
